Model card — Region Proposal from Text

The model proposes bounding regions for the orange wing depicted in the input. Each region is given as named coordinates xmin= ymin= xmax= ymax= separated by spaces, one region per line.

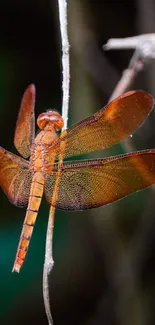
xmin=14 ymin=84 xmax=35 ymax=158
xmin=48 ymin=91 xmax=154 ymax=159
xmin=45 ymin=149 xmax=155 ymax=210
xmin=0 ymin=147 xmax=32 ymax=206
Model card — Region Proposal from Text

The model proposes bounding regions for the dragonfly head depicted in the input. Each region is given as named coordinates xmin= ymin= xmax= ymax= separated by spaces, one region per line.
xmin=37 ymin=111 xmax=64 ymax=131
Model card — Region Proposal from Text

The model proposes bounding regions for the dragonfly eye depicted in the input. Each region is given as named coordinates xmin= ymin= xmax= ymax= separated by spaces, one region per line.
xmin=37 ymin=111 xmax=64 ymax=130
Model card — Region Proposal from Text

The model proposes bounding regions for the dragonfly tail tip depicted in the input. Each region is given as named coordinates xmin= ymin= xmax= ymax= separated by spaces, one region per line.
xmin=12 ymin=264 xmax=20 ymax=273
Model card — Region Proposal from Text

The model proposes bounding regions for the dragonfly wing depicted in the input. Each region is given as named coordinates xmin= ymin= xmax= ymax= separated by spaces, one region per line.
xmin=48 ymin=91 xmax=154 ymax=159
xmin=14 ymin=84 xmax=35 ymax=158
xmin=45 ymin=150 xmax=155 ymax=210
xmin=0 ymin=146 xmax=32 ymax=206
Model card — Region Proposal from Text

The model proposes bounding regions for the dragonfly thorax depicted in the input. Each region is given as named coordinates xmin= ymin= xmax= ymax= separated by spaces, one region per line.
xmin=37 ymin=110 xmax=64 ymax=131
xmin=29 ymin=142 xmax=52 ymax=174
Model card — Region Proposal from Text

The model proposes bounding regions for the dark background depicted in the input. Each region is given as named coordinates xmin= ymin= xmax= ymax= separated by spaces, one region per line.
xmin=1 ymin=0 xmax=155 ymax=324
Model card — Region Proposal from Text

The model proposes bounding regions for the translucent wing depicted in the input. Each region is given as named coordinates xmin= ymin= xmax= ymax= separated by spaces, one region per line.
xmin=48 ymin=91 xmax=154 ymax=159
xmin=45 ymin=150 xmax=155 ymax=210
xmin=0 ymin=146 xmax=32 ymax=206
xmin=14 ymin=84 xmax=35 ymax=158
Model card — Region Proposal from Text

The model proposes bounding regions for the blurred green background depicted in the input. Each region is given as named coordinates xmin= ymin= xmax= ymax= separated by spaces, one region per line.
xmin=1 ymin=0 xmax=155 ymax=325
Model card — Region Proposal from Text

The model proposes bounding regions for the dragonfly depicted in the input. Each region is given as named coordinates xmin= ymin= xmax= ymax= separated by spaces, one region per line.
xmin=0 ymin=85 xmax=155 ymax=273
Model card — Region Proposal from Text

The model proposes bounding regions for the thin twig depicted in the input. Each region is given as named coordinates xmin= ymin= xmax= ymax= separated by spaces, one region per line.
xmin=108 ymin=48 xmax=144 ymax=103
xmin=104 ymin=36 xmax=155 ymax=102
xmin=104 ymin=35 xmax=155 ymax=152
xmin=43 ymin=0 xmax=70 ymax=324
xmin=109 ymin=51 xmax=144 ymax=151
xmin=104 ymin=34 xmax=155 ymax=101
xmin=103 ymin=34 xmax=155 ymax=54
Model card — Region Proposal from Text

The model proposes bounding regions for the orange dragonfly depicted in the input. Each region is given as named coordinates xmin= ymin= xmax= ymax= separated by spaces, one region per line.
xmin=0 ymin=84 xmax=155 ymax=273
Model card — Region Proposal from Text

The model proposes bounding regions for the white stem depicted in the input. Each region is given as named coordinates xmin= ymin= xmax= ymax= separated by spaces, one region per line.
xmin=58 ymin=0 xmax=70 ymax=131
xmin=43 ymin=1 xmax=70 ymax=325
xmin=43 ymin=207 xmax=55 ymax=325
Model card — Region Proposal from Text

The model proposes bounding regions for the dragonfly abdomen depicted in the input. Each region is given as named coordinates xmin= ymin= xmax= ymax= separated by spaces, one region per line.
xmin=12 ymin=172 xmax=44 ymax=272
